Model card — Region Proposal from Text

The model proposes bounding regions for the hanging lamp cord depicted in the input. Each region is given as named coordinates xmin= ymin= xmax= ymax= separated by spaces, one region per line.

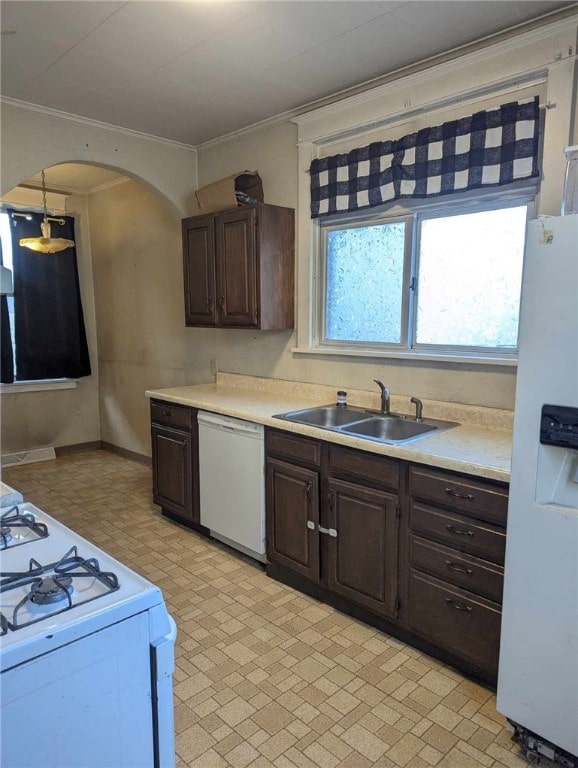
xmin=41 ymin=169 xmax=49 ymax=223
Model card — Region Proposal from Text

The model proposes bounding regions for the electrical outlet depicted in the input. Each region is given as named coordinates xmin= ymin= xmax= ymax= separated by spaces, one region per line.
xmin=210 ymin=359 xmax=218 ymax=377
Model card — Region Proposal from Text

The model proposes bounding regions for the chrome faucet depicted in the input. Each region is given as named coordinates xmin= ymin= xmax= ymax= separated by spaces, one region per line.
xmin=374 ymin=380 xmax=391 ymax=415
xmin=411 ymin=396 xmax=424 ymax=422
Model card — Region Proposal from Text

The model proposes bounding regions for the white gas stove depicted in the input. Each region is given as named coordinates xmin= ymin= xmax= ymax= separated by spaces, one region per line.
xmin=0 ymin=497 xmax=176 ymax=768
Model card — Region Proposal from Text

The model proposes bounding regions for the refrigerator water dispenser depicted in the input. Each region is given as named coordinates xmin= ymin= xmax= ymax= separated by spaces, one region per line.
xmin=536 ymin=405 xmax=578 ymax=508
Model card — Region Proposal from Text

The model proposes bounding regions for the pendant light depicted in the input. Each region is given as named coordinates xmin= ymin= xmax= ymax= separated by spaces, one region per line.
xmin=19 ymin=170 xmax=75 ymax=254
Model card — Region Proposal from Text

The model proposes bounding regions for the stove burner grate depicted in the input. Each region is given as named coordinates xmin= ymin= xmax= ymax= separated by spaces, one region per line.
xmin=0 ymin=546 xmax=120 ymax=634
xmin=0 ymin=506 xmax=49 ymax=550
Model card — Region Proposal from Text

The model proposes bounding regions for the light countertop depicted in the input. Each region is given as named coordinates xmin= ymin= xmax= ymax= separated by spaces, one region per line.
xmin=146 ymin=375 xmax=512 ymax=483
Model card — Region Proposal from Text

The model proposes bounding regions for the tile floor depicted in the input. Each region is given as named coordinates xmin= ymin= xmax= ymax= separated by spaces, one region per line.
xmin=3 ymin=450 xmax=530 ymax=768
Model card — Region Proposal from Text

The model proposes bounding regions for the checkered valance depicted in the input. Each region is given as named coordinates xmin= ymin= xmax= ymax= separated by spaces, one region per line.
xmin=310 ymin=96 xmax=540 ymax=219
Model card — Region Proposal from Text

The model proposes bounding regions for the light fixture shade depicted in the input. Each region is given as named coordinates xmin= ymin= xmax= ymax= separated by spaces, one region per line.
xmin=19 ymin=170 xmax=75 ymax=254
xmin=20 ymin=220 xmax=74 ymax=253
xmin=0 ymin=264 xmax=14 ymax=294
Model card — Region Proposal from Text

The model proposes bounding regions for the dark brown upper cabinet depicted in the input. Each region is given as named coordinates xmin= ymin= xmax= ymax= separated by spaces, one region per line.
xmin=182 ymin=203 xmax=294 ymax=329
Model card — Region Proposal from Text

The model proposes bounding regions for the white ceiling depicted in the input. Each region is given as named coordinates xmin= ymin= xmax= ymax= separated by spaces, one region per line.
xmin=0 ymin=1 xmax=572 ymax=147
xmin=21 ymin=163 xmax=128 ymax=193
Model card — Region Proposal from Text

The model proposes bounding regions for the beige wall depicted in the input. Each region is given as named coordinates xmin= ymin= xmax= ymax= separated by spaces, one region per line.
xmin=0 ymin=102 xmax=198 ymax=215
xmin=89 ymin=180 xmax=190 ymax=456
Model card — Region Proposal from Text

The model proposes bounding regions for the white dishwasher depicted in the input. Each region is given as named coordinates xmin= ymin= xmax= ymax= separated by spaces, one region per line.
xmin=198 ymin=411 xmax=266 ymax=562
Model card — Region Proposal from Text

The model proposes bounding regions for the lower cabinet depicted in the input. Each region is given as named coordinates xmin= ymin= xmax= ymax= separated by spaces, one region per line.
xmin=265 ymin=430 xmax=401 ymax=623
xmin=151 ymin=424 xmax=192 ymax=518
xmin=150 ymin=400 xmax=203 ymax=529
xmin=326 ymin=478 xmax=399 ymax=619
xmin=265 ymin=426 xmax=509 ymax=686
xmin=406 ymin=465 xmax=508 ymax=681
xmin=266 ymin=457 xmax=320 ymax=581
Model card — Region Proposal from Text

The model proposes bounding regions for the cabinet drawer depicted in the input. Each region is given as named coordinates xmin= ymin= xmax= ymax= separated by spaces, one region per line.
xmin=410 ymin=502 xmax=506 ymax=564
xmin=266 ymin=429 xmax=321 ymax=468
xmin=408 ymin=570 xmax=501 ymax=678
xmin=409 ymin=466 xmax=508 ymax=526
xmin=150 ymin=400 xmax=193 ymax=430
xmin=410 ymin=535 xmax=504 ymax=603
xmin=329 ymin=446 xmax=399 ymax=491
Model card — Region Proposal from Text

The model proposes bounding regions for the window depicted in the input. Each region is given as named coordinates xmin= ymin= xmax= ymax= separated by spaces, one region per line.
xmin=318 ymin=198 xmax=530 ymax=360
xmin=0 ymin=212 xmax=17 ymax=371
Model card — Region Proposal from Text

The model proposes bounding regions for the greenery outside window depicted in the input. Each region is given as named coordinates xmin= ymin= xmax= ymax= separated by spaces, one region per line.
xmin=317 ymin=198 xmax=531 ymax=361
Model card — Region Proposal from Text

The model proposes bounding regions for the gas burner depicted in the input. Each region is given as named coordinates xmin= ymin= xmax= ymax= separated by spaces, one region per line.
xmin=30 ymin=575 xmax=74 ymax=606
xmin=0 ymin=546 xmax=120 ymax=634
xmin=0 ymin=506 xmax=49 ymax=550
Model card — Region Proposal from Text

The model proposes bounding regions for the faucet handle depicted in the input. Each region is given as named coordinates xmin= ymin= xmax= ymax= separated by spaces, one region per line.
xmin=410 ymin=397 xmax=423 ymax=422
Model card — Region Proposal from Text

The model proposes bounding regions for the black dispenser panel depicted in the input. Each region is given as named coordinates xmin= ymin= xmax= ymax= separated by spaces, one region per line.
xmin=540 ymin=404 xmax=578 ymax=449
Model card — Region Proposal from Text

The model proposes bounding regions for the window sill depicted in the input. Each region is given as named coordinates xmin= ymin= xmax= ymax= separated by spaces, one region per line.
xmin=291 ymin=346 xmax=518 ymax=367
xmin=0 ymin=379 xmax=78 ymax=394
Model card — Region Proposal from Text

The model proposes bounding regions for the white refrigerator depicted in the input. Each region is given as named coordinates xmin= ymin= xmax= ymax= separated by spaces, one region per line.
xmin=497 ymin=215 xmax=578 ymax=763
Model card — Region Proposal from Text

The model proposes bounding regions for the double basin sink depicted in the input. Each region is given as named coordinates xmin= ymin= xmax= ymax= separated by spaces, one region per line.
xmin=273 ymin=404 xmax=458 ymax=445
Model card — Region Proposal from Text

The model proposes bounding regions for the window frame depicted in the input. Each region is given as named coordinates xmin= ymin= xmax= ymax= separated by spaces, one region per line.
xmin=313 ymin=190 xmax=535 ymax=363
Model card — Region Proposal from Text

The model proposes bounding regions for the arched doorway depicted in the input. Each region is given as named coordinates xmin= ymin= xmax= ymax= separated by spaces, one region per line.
xmin=1 ymin=161 xmax=189 ymax=460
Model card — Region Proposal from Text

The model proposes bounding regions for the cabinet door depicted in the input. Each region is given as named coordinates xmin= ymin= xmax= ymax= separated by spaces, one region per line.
xmin=266 ymin=458 xmax=320 ymax=582
xmin=182 ymin=216 xmax=217 ymax=326
xmin=216 ymin=208 xmax=258 ymax=327
xmin=327 ymin=478 xmax=399 ymax=619
xmin=151 ymin=424 xmax=193 ymax=521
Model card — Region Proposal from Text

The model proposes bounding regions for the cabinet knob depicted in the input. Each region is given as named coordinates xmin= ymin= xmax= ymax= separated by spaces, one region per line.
xmin=219 ymin=295 xmax=225 ymax=311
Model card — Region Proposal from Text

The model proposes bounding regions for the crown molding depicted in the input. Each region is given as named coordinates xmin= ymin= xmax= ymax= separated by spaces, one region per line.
xmin=0 ymin=97 xmax=198 ymax=153
xmin=198 ymin=8 xmax=577 ymax=151
xmin=292 ymin=13 xmax=576 ymax=130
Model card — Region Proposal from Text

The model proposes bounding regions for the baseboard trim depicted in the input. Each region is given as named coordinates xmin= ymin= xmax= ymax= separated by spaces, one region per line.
xmin=101 ymin=441 xmax=151 ymax=467
xmin=55 ymin=441 xmax=102 ymax=456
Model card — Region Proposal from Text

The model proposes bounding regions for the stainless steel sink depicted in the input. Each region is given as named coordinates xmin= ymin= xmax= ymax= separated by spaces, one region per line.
xmin=273 ymin=404 xmax=458 ymax=445
xmin=274 ymin=405 xmax=374 ymax=428
xmin=340 ymin=417 xmax=437 ymax=442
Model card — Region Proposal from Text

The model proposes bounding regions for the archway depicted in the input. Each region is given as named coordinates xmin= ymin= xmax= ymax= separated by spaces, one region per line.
xmin=1 ymin=159 xmax=190 ymax=460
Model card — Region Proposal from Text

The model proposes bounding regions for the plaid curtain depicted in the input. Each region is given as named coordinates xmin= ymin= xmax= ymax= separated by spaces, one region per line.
xmin=310 ymin=96 xmax=540 ymax=219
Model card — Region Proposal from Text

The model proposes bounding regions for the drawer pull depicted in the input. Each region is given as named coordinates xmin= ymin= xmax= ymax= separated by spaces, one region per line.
xmin=445 ymin=487 xmax=474 ymax=500
xmin=445 ymin=598 xmax=472 ymax=612
xmin=446 ymin=560 xmax=473 ymax=575
xmin=318 ymin=525 xmax=338 ymax=538
xmin=446 ymin=524 xmax=474 ymax=537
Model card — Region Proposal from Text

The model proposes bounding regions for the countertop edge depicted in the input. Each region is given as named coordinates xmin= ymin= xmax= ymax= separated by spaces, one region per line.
xmin=146 ymin=386 xmax=511 ymax=484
